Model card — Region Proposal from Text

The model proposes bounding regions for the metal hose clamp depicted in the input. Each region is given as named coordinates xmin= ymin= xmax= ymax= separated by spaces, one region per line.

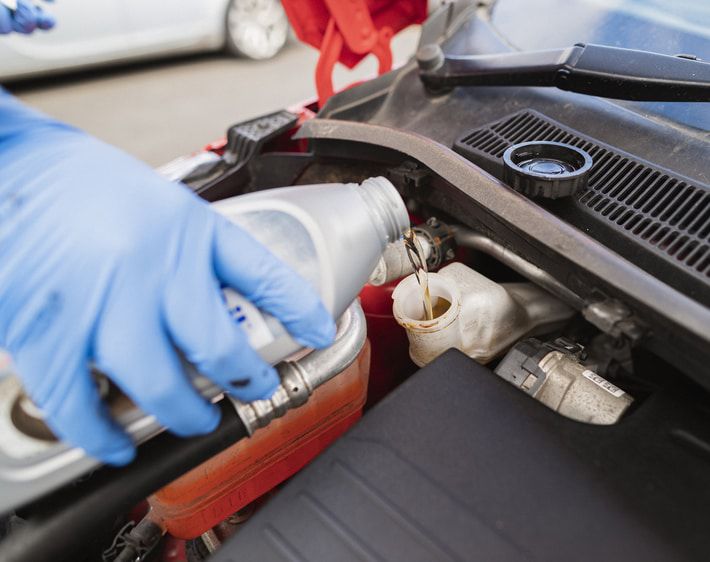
xmin=231 ymin=300 xmax=367 ymax=435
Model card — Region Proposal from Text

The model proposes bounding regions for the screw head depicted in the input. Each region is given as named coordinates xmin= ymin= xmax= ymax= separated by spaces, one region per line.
xmin=416 ymin=44 xmax=444 ymax=72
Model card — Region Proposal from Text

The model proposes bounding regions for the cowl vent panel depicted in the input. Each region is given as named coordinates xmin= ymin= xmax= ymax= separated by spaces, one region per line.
xmin=454 ymin=110 xmax=710 ymax=304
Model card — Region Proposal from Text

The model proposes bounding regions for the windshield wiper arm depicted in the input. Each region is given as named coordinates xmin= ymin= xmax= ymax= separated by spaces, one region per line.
xmin=417 ymin=43 xmax=710 ymax=102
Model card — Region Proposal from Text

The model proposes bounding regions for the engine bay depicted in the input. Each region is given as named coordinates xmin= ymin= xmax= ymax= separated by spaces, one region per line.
xmin=1 ymin=1 xmax=709 ymax=560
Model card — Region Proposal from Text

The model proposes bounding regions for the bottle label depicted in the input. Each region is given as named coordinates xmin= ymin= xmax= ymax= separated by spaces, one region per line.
xmin=223 ymin=288 xmax=276 ymax=349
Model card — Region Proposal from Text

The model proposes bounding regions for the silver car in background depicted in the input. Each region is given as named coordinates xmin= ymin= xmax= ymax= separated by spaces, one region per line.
xmin=0 ymin=0 xmax=290 ymax=80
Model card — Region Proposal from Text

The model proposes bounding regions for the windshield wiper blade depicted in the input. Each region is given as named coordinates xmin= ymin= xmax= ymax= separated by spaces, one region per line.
xmin=417 ymin=43 xmax=710 ymax=102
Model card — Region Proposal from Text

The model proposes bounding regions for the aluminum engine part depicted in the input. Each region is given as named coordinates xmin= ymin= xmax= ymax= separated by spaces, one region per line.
xmin=495 ymin=338 xmax=633 ymax=425
xmin=231 ymin=300 xmax=367 ymax=435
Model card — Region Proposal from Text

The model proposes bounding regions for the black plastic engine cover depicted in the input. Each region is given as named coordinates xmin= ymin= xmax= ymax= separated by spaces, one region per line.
xmin=209 ymin=350 xmax=710 ymax=562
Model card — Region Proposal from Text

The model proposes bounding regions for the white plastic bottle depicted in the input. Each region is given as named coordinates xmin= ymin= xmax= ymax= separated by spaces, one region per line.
xmin=212 ymin=176 xmax=410 ymax=364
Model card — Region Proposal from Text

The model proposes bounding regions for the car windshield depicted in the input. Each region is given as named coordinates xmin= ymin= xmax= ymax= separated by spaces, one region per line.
xmin=491 ymin=0 xmax=710 ymax=131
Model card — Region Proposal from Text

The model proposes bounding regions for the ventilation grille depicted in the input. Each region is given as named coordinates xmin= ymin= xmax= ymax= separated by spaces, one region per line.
xmin=454 ymin=110 xmax=710 ymax=281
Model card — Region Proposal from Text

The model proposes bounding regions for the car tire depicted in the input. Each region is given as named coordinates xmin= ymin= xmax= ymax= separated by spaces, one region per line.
xmin=225 ymin=0 xmax=289 ymax=60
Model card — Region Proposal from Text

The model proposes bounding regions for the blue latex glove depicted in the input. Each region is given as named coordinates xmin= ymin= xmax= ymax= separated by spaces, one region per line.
xmin=0 ymin=0 xmax=55 ymax=34
xmin=0 ymin=91 xmax=336 ymax=465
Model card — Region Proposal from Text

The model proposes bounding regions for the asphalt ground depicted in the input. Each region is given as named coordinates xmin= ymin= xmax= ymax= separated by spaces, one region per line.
xmin=7 ymin=28 xmax=420 ymax=167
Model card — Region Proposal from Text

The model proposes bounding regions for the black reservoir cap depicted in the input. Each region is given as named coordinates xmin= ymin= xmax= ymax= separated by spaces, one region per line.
xmin=503 ymin=141 xmax=592 ymax=199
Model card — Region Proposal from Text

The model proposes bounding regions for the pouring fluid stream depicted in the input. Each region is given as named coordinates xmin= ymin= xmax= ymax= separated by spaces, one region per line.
xmin=404 ymin=229 xmax=435 ymax=321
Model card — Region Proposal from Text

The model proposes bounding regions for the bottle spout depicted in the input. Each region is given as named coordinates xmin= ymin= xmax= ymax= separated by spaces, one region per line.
xmin=355 ymin=177 xmax=410 ymax=245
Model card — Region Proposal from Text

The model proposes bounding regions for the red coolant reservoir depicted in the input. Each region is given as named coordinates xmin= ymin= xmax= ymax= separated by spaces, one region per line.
xmin=149 ymin=341 xmax=370 ymax=539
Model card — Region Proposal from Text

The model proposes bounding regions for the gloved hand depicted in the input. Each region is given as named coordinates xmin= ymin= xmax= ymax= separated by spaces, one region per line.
xmin=0 ymin=91 xmax=336 ymax=465
xmin=0 ymin=0 xmax=55 ymax=34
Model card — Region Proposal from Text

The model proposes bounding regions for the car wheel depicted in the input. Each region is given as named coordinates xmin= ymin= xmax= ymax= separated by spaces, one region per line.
xmin=225 ymin=0 xmax=289 ymax=60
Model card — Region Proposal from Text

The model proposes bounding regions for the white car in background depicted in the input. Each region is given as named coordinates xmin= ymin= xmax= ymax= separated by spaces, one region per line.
xmin=0 ymin=0 xmax=290 ymax=80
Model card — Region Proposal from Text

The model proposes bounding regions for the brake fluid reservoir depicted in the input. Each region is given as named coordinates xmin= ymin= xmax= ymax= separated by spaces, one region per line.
xmin=213 ymin=177 xmax=409 ymax=364
xmin=148 ymin=340 xmax=371 ymax=540
xmin=392 ymin=262 xmax=574 ymax=366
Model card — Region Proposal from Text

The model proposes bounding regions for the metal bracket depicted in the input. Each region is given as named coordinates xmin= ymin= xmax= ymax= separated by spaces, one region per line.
xmin=583 ymin=300 xmax=646 ymax=342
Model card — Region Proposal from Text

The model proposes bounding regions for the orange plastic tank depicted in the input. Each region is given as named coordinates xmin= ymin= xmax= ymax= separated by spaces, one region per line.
xmin=149 ymin=341 xmax=371 ymax=539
